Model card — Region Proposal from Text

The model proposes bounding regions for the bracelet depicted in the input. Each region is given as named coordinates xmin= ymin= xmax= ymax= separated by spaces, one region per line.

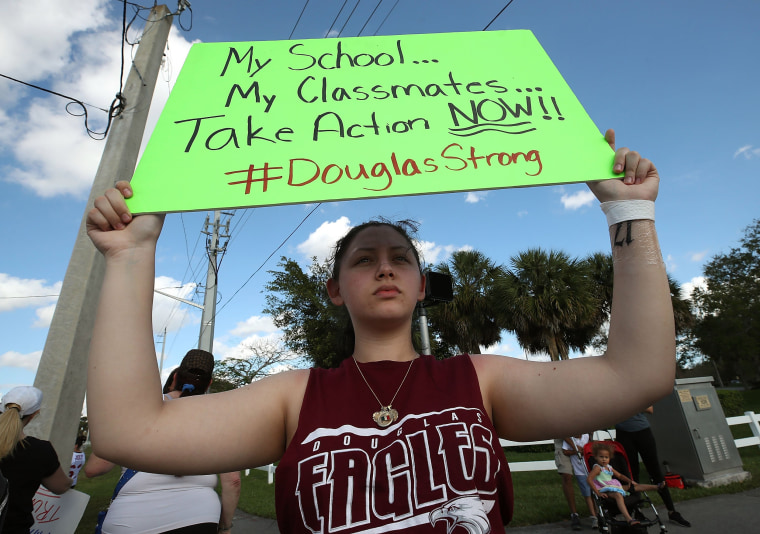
xmin=600 ymin=200 xmax=655 ymax=227
xmin=218 ymin=523 xmax=232 ymax=532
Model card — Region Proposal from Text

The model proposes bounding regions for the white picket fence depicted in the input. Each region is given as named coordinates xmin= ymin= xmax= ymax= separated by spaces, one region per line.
xmin=248 ymin=410 xmax=760 ymax=482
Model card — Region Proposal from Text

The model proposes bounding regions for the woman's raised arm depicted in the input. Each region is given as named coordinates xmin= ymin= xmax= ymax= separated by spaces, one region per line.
xmin=86 ymin=182 xmax=308 ymax=475
xmin=474 ymin=130 xmax=675 ymax=441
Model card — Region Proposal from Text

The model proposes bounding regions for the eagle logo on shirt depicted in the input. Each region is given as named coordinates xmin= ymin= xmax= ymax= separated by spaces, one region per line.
xmin=429 ymin=496 xmax=495 ymax=534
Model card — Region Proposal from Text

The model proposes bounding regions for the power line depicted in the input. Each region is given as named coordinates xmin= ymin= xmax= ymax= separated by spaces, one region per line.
xmin=215 ymin=204 xmax=322 ymax=318
xmin=289 ymin=0 xmax=312 ymax=39
xmin=338 ymin=0 xmax=363 ymax=37
xmin=176 ymin=0 xmax=193 ymax=32
xmin=357 ymin=0 xmax=383 ymax=36
xmin=0 ymin=74 xmax=110 ymax=113
xmin=1 ymin=1 xmax=192 ymax=141
xmin=373 ymin=0 xmax=399 ymax=35
xmin=483 ymin=0 xmax=516 ymax=31
xmin=326 ymin=0 xmax=351 ymax=37
xmin=0 ymin=73 xmax=124 ymax=141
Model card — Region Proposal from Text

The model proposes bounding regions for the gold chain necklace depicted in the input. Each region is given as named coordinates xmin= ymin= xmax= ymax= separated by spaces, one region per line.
xmin=353 ymin=357 xmax=416 ymax=428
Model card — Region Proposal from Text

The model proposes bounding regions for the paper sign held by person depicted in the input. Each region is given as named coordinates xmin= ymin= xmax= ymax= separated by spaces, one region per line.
xmin=127 ymin=30 xmax=618 ymax=214
xmin=31 ymin=487 xmax=90 ymax=534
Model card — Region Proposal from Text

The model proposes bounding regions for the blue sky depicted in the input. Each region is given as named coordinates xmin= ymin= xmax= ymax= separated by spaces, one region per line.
xmin=1 ymin=0 xmax=759 ymax=395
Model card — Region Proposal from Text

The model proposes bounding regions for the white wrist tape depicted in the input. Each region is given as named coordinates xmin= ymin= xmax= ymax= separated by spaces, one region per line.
xmin=600 ymin=200 xmax=655 ymax=227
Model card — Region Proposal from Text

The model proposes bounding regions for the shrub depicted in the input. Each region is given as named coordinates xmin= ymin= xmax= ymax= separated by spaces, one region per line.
xmin=717 ymin=389 xmax=745 ymax=416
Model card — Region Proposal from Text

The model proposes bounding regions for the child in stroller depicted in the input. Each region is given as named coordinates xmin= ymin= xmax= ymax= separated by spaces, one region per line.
xmin=587 ymin=442 xmax=663 ymax=525
xmin=584 ymin=441 xmax=667 ymax=532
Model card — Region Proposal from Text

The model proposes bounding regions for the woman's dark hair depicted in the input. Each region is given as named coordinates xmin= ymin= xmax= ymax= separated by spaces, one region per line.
xmin=162 ymin=369 xmax=178 ymax=394
xmin=329 ymin=218 xmax=422 ymax=281
xmin=174 ymin=368 xmax=212 ymax=398
xmin=162 ymin=365 xmax=212 ymax=398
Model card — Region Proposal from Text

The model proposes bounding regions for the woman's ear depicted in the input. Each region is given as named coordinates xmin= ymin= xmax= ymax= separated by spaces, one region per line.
xmin=326 ymin=278 xmax=344 ymax=306
xmin=417 ymin=272 xmax=427 ymax=302
xmin=23 ymin=410 xmax=41 ymax=425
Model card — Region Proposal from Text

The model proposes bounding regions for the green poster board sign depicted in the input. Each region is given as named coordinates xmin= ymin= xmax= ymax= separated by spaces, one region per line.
xmin=127 ymin=30 xmax=617 ymax=214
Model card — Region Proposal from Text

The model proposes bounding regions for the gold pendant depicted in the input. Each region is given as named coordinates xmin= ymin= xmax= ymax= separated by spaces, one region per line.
xmin=373 ymin=406 xmax=398 ymax=428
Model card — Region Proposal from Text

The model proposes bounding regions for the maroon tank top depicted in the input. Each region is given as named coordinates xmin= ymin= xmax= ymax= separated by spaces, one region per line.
xmin=276 ymin=354 xmax=513 ymax=533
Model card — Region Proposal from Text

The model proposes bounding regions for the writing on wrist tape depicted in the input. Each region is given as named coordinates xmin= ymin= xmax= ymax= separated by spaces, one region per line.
xmin=600 ymin=200 xmax=655 ymax=227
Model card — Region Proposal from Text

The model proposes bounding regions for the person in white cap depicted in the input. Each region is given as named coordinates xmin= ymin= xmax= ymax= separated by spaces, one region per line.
xmin=0 ymin=386 xmax=72 ymax=534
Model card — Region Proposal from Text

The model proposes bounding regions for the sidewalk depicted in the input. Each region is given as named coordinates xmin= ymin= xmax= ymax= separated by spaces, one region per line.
xmin=232 ymin=487 xmax=760 ymax=533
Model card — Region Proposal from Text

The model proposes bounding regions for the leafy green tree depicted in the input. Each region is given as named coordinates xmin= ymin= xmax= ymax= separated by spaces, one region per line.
xmin=495 ymin=248 xmax=600 ymax=361
xmin=692 ymin=219 xmax=760 ymax=386
xmin=263 ymin=257 xmax=351 ymax=369
xmin=211 ymin=338 xmax=300 ymax=391
xmin=426 ymin=250 xmax=504 ymax=354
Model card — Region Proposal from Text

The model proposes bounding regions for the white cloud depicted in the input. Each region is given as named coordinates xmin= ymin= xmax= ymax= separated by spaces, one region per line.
xmin=0 ymin=273 xmax=61 ymax=313
xmin=33 ymin=304 xmax=58 ymax=329
xmin=1 ymin=2 xmax=195 ymax=198
xmin=0 ymin=350 xmax=42 ymax=371
xmin=0 ymin=0 xmax=110 ymax=81
xmin=5 ymin=100 xmax=108 ymax=197
xmin=416 ymin=240 xmax=468 ymax=267
xmin=516 ymin=210 xmax=528 ymax=218
xmin=666 ymin=254 xmax=677 ymax=272
xmin=212 ymin=333 xmax=294 ymax=366
xmin=465 ymin=191 xmax=488 ymax=203
xmin=211 ymin=335 xmax=304 ymax=380
xmin=297 ymin=216 xmax=353 ymax=263
xmin=481 ymin=341 xmax=517 ymax=356
xmin=294 ymin=217 xmax=468 ymax=272
xmin=482 ymin=334 xmax=553 ymax=361
xmin=734 ymin=145 xmax=760 ymax=160
xmin=229 ymin=315 xmax=279 ymax=337
xmin=152 ymin=276 xmax=200 ymax=334
xmin=690 ymin=250 xmax=709 ymax=262
xmin=682 ymin=276 xmax=707 ymax=300
xmin=560 ymin=190 xmax=596 ymax=210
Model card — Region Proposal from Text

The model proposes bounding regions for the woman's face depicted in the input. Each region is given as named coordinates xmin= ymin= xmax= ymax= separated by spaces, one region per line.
xmin=327 ymin=225 xmax=425 ymax=327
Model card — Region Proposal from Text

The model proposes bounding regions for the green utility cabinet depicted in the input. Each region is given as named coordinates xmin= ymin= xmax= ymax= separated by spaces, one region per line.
xmin=648 ymin=377 xmax=749 ymax=487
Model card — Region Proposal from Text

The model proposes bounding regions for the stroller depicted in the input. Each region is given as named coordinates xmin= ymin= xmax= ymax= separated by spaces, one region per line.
xmin=578 ymin=439 xmax=667 ymax=534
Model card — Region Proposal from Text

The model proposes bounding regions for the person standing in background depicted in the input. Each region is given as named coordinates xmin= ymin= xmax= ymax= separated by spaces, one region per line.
xmin=615 ymin=407 xmax=691 ymax=527
xmin=0 ymin=386 xmax=72 ymax=534
xmin=86 ymin=350 xmax=241 ymax=534
xmin=555 ymin=438 xmax=583 ymax=530
xmin=561 ymin=435 xmax=598 ymax=530
xmin=69 ymin=435 xmax=87 ymax=488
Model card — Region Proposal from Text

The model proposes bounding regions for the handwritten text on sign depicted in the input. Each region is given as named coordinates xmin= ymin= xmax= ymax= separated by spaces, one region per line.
xmin=127 ymin=30 xmax=616 ymax=214
xmin=31 ymin=487 xmax=90 ymax=534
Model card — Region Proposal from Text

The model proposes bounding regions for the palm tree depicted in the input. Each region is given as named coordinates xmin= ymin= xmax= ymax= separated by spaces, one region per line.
xmin=584 ymin=261 xmax=694 ymax=357
xmin=495 ymin=248 xmax=600 ymax=361
xmin=426 ymin=250 xmax=503 ymax=354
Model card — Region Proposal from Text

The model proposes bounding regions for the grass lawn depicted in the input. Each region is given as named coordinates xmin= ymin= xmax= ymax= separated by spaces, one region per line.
xmin=73 ymin=390 xmax=760 ymax=532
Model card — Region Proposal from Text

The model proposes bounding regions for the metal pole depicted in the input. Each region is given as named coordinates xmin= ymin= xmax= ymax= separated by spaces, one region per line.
xmin=158 ymin=327 xmax=167 ymax=376
xmin=29 ymin=5 xmax=173 ymax=464
xmin=417 ymin=303 xmax=432 ymax=355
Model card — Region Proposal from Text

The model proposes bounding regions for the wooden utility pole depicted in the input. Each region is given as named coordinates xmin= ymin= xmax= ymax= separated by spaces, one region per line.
xmin=29 ymin=5 xmax=173 ymax=463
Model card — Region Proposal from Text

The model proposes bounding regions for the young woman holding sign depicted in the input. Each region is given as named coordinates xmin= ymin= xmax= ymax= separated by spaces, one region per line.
xmin=85 ymin=129 xmax=674 ymax=532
